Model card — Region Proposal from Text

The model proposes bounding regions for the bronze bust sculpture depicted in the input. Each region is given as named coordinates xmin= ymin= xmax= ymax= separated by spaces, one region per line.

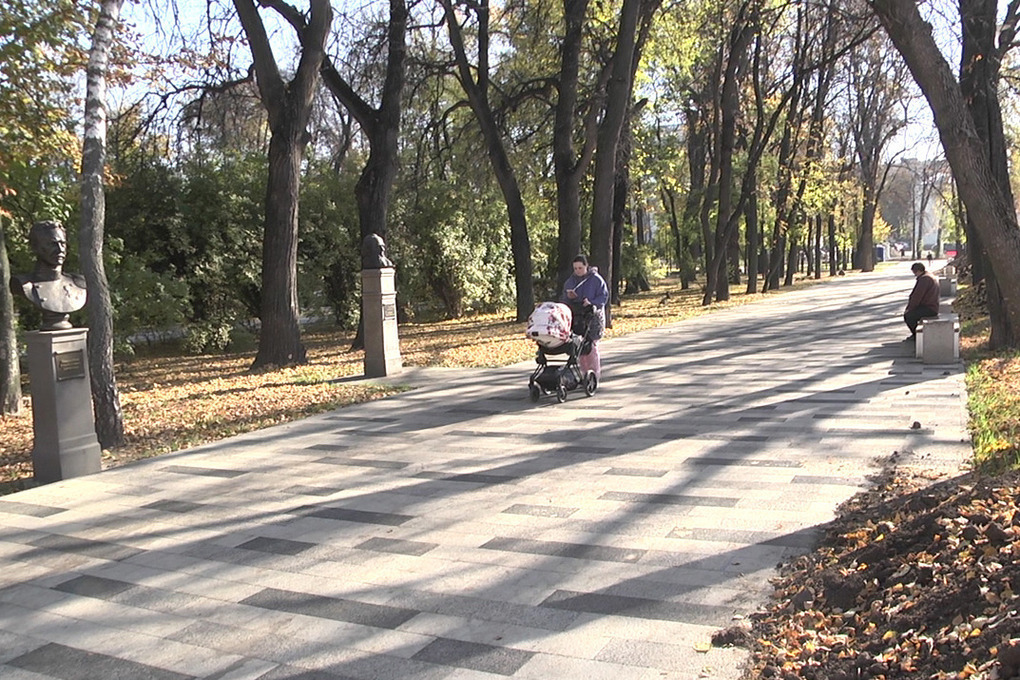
xmin=361 ymin=232 xmax=394 ymax=269
xmin=10 ymin=220 xmax=87 ymax=331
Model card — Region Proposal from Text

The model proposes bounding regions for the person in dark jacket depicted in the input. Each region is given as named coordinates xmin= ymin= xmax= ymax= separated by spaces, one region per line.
xmin=562 ymin=255 xmax=608 ymax=379
xmin=903 ymin=262 xmax=939 ymax=340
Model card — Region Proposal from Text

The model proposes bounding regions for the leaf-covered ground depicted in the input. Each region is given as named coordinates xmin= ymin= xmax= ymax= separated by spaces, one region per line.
xmin=740 ymin=467 xmax=1020 ymax=680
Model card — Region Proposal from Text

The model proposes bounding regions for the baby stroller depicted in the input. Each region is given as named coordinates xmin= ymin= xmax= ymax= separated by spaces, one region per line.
xmin=525 ymin=301 xmax=599 ymax=403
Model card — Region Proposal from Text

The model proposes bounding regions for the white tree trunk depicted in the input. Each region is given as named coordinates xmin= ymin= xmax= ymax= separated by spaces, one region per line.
xmin=0 ymin=219 xmax=22 ymax=416
xmin=80 ymin=0 xmax=125 ymax=447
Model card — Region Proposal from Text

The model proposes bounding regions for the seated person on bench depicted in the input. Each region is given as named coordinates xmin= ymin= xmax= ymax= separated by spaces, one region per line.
xmin=904 ymin=262 xmax=939 ymax=341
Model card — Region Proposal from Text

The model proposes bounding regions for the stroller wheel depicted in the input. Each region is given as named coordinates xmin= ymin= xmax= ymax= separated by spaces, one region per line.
xmin=555 ymin=384 xmax=568 ymax=403
xmin=584 ymin=371 xmax=598 ymax=397
xmin=529 ymin=384 xmax=541 ymax=402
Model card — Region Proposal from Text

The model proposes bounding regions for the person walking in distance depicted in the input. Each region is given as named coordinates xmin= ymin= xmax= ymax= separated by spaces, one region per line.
xmin=903 ymin=261 xmax=939 ymax=341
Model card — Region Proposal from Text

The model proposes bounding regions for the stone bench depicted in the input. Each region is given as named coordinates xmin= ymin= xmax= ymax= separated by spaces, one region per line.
xmin=939 ymin=276 xmax=957 ymax=297
xmin=916 ymin=315 xmax=959 ymax=364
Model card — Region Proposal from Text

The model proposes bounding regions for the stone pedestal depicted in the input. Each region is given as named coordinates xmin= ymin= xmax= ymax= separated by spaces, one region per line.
xmin=917 ymin=317 xmax=960 ymax=364
xmin=362 ymin=268 xmax=402 ymax=378
xmin=26 ymin=329 xmax=102 ymax=484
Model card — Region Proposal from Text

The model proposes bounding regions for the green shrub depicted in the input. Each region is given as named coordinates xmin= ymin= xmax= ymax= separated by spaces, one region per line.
xmin=183 ymin=321 xmax=233 ymax=354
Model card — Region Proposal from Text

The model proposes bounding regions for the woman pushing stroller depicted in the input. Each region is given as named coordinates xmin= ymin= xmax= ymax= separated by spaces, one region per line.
xmin=562 ymin=255 xmax=607 ymax=380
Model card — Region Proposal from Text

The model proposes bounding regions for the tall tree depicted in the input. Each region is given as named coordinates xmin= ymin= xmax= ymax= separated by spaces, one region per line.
xmin=762 ymin=7 xmax=809 ymax=292
xmin=868 ymin=0 xmax=1020 ymax=347
xmin=703 ymin=0 xmax=802 ymax=303
xmin=781 ymin=0 xmax=843 ymax=285
xmin=440 ymin=0 xmax=534 ymax=321
xmin=233 ymin=0 xmax=332 ymax=369
xmin=589 ymin=0 xmax=660 ymax=321
xmin=0 ymin=1 xmax=84 ymax=416
xmin=847 ymin=33 xmax=906 ymax=272
xmin=704 ymin=0 xmax=755 ymax=303
xmin=553 ymin=0 xmax=601 ymax=285
xmin=269 ymin=0 xmax=408 ymax=346
xmin=81 ymin=0 xmax=126 ymax=448
xmin=959 ymin=0 xmax=1017 ymax=347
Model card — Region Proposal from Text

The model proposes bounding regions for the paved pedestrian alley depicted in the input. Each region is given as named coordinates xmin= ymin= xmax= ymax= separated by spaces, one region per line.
xmin=0 ymin=263 xmax=971 ymax=680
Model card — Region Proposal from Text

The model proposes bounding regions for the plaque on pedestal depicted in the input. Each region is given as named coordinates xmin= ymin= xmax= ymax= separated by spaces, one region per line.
xmin=26 ymin=329 xmax=102 ymax=483
xmin=362 ymin=267 xmax=402 ymax=378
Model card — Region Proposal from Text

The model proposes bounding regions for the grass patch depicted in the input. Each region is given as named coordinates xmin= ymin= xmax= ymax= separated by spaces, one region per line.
xmin=967 ymin=354 xmax=1020 ymax=469
xmin=957 ymin=281 xmax=1020 ymax=470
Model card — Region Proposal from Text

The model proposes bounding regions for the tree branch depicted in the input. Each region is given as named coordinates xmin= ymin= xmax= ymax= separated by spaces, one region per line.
xmin=999 ymin=0 xmax=1020 ymax=58
xmin=232 ymin=0 xmax=285 ymax=122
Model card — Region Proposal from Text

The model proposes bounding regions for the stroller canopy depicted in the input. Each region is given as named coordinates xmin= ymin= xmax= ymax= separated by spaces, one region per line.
xmin=526 ymin=302 xmax=572 ymax=348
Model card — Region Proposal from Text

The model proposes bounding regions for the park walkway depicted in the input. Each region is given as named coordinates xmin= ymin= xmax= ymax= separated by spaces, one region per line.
xmin=0 ymin=262 xmax=971 ymax=680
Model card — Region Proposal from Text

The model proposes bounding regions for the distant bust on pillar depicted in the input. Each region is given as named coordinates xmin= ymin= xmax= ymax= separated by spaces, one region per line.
xmin=10 ymin=220 xmax=87 ymax=331
xmin=361 ymin=232 xmax=394 ymax=269
xmin=360 ymin=232 xmax=401 ymax=377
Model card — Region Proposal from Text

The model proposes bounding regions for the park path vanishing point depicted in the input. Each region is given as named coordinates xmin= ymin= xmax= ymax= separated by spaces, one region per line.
xmin=0 ymin=262 xmax=971 ymax=680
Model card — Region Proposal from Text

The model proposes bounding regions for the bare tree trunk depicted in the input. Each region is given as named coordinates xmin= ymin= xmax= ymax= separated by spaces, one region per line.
xmin=814 ymin=214 xmax=822 ymax=279
xmin=80 ymin=0 xmax=125 ymax=448
xmin=611 ymin=169 xmax=626 ymax=303
xmin=682 ymin=104 xmax=708 ymax=290
xmin=784 ymin=238 xmax=798 ymax=287
xmin=589 ymin=0 xmax=648 ymax=317
xmin=553 ymin=0 xmax=597 ymax=286
xmin=858 ymin=191 xmax=877 ymax=271
xmin=706 ymin=9 xmax=754 ymax=304
xmin=763 ymin=7 xmax=807 ymax=293
xmin=704 ymin=0 xmax=794 ymax=304
xmin=848 ymin=34 xmax=906 ymax=273
xmin=959 ymin=0 xmax=1015 ymax=346
xmin=0 ymin=219 xmax=21 ymax=416
xmin=870 ymin=0 xmax=1020 ymax=346
xmin=828 ymin=213 xmax=837 ymax=276
xmin=257 ymin=128 xmax=307 ymax=367
xmin=744 ymin=165 xmax=760 ymax=294
xmin=662 ymin=186 xmax=681 ymax=271
xmin=727 ymin=223 xmax=741 ymax=286
xmin=353 ymin=0 xmax=406 ymax=247
xmin=235 ymin=0 xmax=331 ymax=369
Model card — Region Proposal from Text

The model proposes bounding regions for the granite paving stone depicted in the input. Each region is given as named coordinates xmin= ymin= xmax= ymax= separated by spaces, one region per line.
xmin=279 ymin=645 xmax=454 ymax=680
xmin=7 ymin=642 xmax=196 ymax=680
xmin=355 ymin=537 xmax=439 ymax=556
xmin=0 ymin=501 xmax=68 ymax=517
xmin=201 ymin=658 xmax=281 ymax=680
xmin=411 ymin=637 xmax=534 ymax=676
xmin=596 ymin=637 xmax=738 ymax=673
xmin=240 ymin=587 xmax=420 ymax=629
xmin=511 ymin=654 xmax=653 ymax=680
xmin=254 ymin=666 xmax=360 ymax=680
xmin=0 ymin=630 xmax=52 ymax=665
xmin=382 ymin=589 xmax=580 ymax=631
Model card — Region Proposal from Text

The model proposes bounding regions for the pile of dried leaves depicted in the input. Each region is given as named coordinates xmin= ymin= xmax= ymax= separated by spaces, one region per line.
xmin=742 ymin=466 xmax=1020 ymax=680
